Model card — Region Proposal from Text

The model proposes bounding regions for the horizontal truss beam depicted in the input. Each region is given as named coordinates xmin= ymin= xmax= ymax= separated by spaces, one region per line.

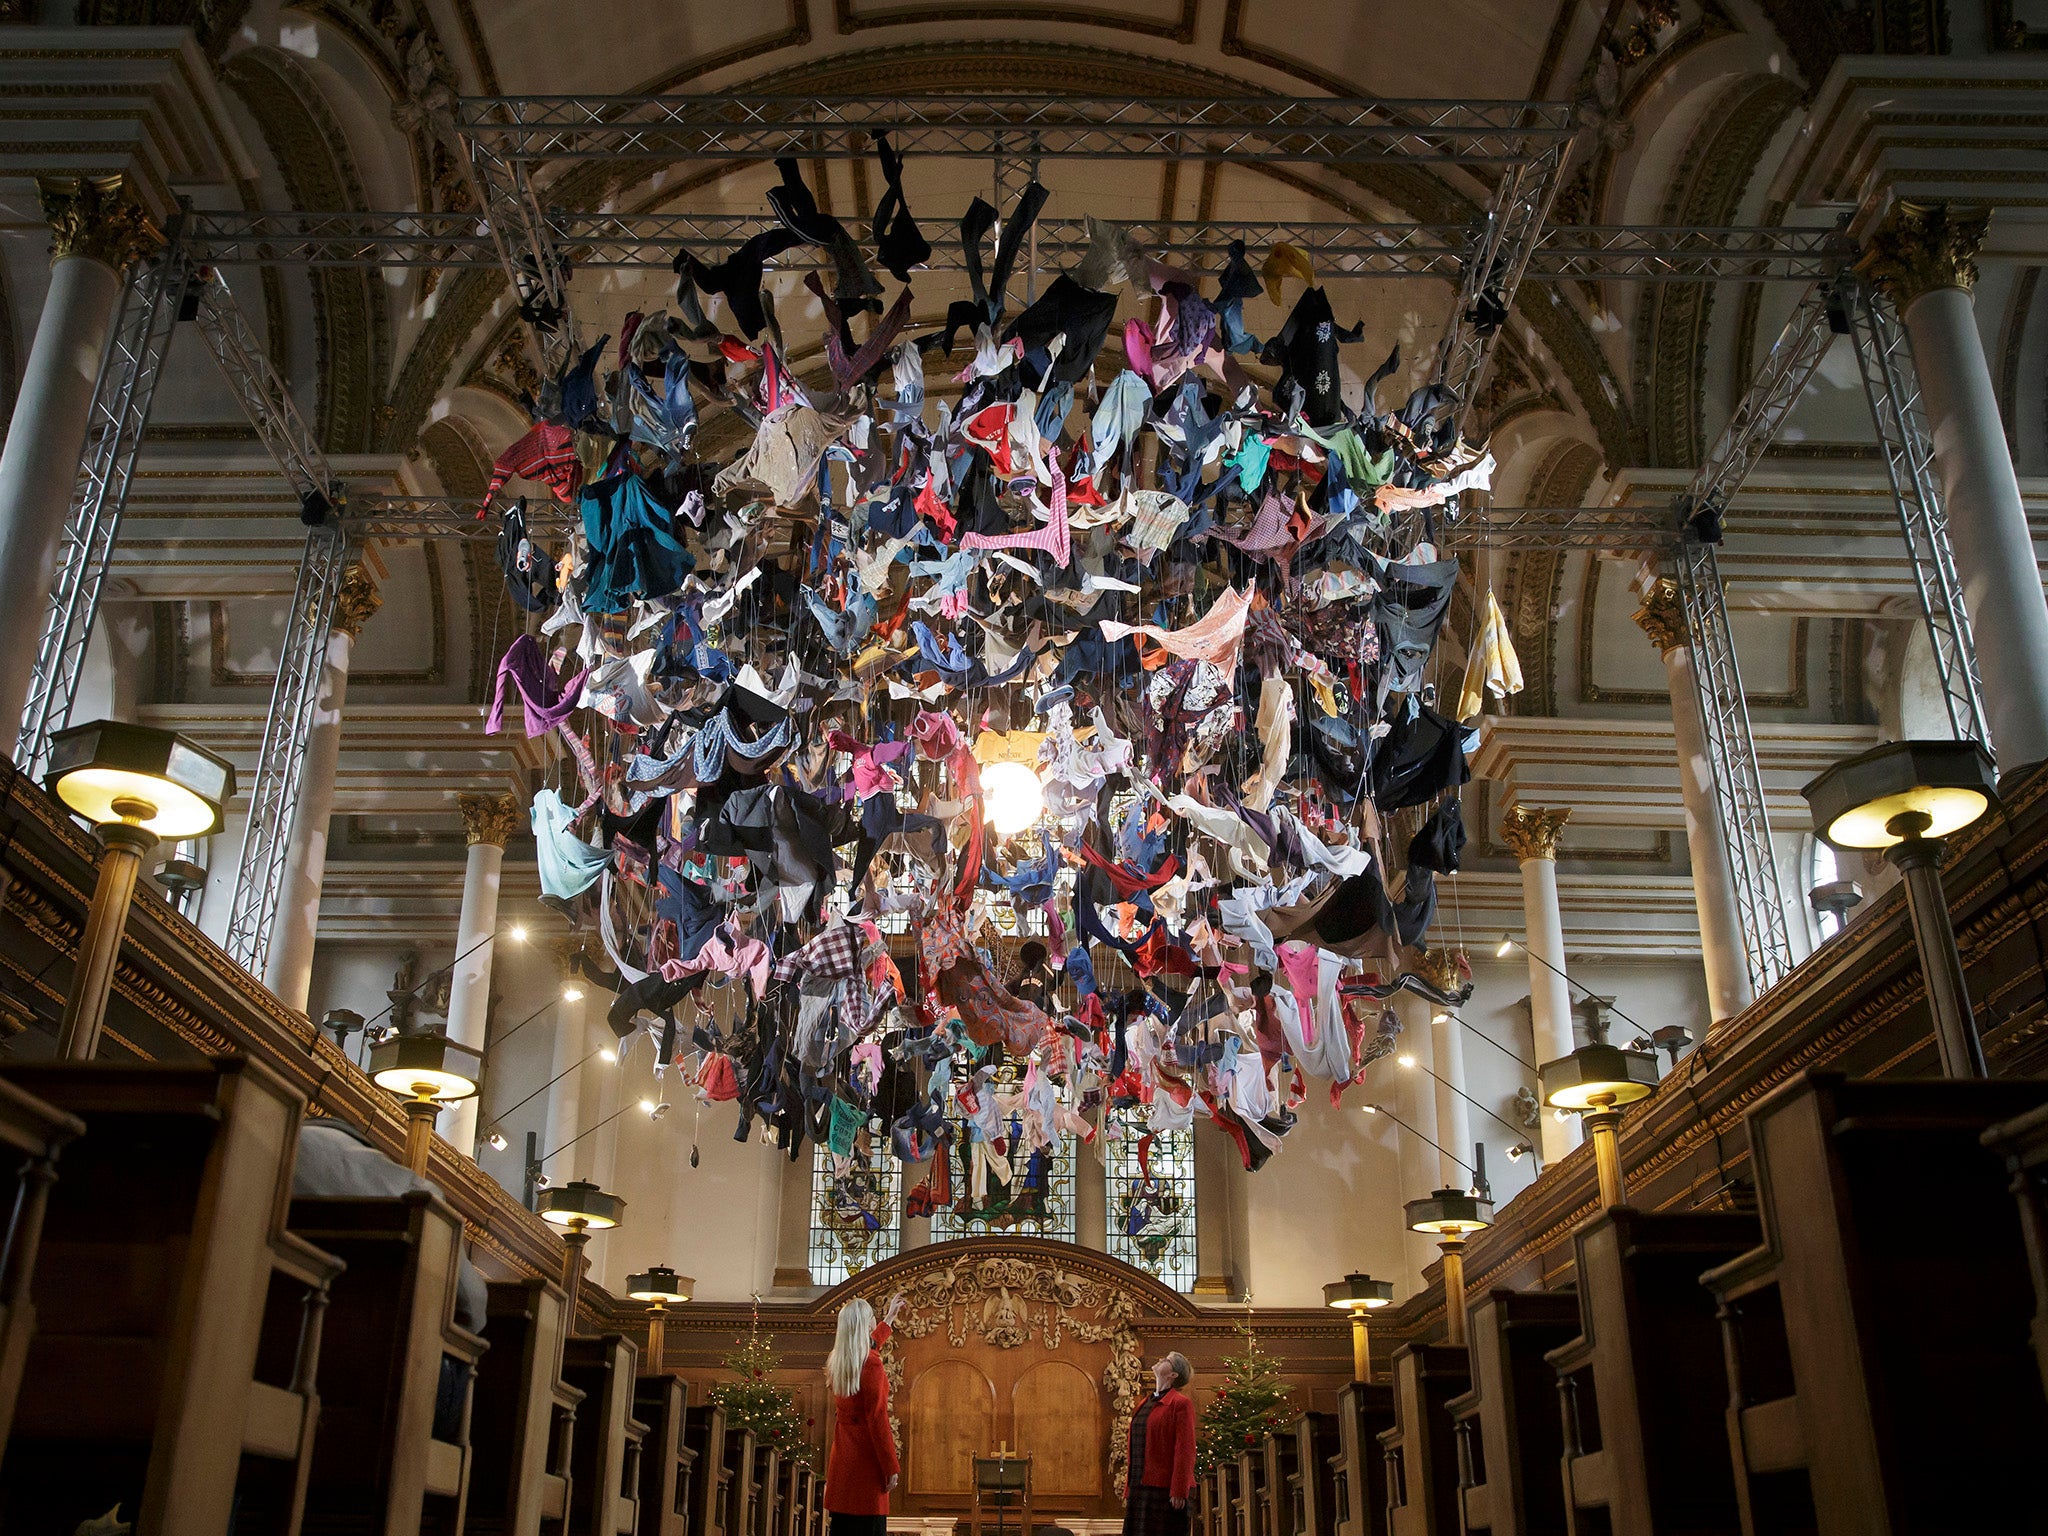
xmin=179 ymin=210 xmax=1853 ymax=281
xmin=456 ymin=94 xmax=1576 ymax=164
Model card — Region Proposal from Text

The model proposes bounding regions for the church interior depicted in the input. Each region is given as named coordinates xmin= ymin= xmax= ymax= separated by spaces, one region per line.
xmin=2 ymin=1 xmax=2048 ymax=1532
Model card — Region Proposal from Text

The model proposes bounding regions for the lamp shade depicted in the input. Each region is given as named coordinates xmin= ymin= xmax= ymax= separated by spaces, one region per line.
xmin=1803 ymin=739 xmax=1996 ymax=851
xmin=368 ymin=1032 xmax=481 ymax=1102
xmin=539 ymin=1178 xmax=625 ymax=1230
xmin=1539 ymin=1041 xmax=1659 ymax=1111
xmin=1405 ymin=1188 xmax=1493 ymax=1235
xmin=626 ymin=1264 xmax=694 ymax=1304
xmin=1323 ymin=1273 xmax=1395 ymax=1311
xmin=46 ymin=720 xmax=234 ymax=839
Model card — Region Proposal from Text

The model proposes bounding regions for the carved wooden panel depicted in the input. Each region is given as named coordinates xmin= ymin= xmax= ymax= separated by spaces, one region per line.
xmin=904 ymin=1357 xmax=995 ymax=1495
xmin=1012 ymin=1359 xmax=1103 ymax=1497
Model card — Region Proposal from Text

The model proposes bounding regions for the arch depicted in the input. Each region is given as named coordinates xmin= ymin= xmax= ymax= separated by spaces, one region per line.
xmin=1010 ymin=1359 xmax=1103 ymax=1497
xmin=903 ymin=1359 xmax=996 ymax=1495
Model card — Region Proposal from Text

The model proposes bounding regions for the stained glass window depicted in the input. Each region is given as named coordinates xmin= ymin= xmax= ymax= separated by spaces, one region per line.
xmin=927 ymin=1076 xmax=1077 ymax=1244
xmin=1105 ymin=1107 xmax=1198 ymax=1291
xmin=808 ymin=1130 xmax=901 ymax=1287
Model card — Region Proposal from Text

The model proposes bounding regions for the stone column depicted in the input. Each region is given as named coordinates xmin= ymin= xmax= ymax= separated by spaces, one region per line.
xmin=1073 ymin=1136 xmax=1108 ymax=1253
xmin=1635 ymin=579 xmax=1755 ymax=1021
xmin=0 ymin=175 xmax=156 ymax=737
xmin=446 ymin=791 xmax=521 ymax=1153
xmin=1392 ymin=991 xmax=1442 ymax=1293
xmin=1864 ymin=201 xmax=2048 ymax=771
xmin=1418 ymin=948 xmax=1474 ymax=1187
xmin=540 ymin=941 xmax=586 ymax=1181
xmin=264 ymin=565 xmax=381 ymax=1013
xmin=1501 ymin=805 xmax=1582 ymax=1164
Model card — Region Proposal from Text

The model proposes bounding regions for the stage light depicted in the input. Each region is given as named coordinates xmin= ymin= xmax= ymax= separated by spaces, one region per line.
xmin=599 ymin=1048 xmax=617 ymax=1063
xmin=1495 ymin=934 xmax=1515 ymax=958
xmin=981 ymin=760 xmax=1045 ymax=836
xmin=1397 ymin=1053 xmax=1416 ymax=1069
xmin=563 ymin=985 xmax=584 ymax=1002
xmin=509 ymin=923 xmax=529 ymax=943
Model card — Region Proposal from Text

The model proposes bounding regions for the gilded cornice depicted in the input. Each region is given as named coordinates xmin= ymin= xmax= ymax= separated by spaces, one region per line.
xmin=1632 ymin=575 xmax=1688 ymax=654
xmin=1860 ymin=199 xmax=1990 ymax=308
xmin=1500 ymin=804 xmax=1571 ymax=862
xmin=35 ymin=171 xmax=157 ymax=271
xmin=331 ymin=561 xmax=382 ymax=640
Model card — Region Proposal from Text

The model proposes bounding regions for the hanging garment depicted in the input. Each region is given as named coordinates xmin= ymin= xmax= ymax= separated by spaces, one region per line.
xmin=580 ymin=472 xmax=692 ymax=614
xmin=1101 ymin=585 xmax=1255 ymax=675
xmin=1370 ymin=702 xmax=1471 ymax=812
xmin=1455 ymin=587 xmax=1524 ymax=721
xmin=1368 ymin=554 xmax=1459 ymax=700
xmin=532 ymin=788 xmax=610 ymax=900
xmin=486 ymin=634 xmax=589 ymax=738
xmin=478 ymin=421 xmax=582 ymax=517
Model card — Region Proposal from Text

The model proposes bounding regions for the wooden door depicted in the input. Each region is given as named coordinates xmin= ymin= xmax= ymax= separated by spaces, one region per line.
xmin=903 ymin=1358 xmax=997 ymax=1496
xmin=1011 ymin=1360 xmax=1103 ymax=1500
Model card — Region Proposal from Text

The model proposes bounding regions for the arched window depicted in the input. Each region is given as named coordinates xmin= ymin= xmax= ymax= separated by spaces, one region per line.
xmin=1808 ymin=836 xmax=1845 ymax=941
xmin=1104 ymin=1107 xmax=1197 ymax=1291
xmin=928 ymin=1072 xmax=1077 ymax=1244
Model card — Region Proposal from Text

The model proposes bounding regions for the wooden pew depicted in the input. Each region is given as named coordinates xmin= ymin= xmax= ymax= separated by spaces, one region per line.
xmin=1986 ymin=1096 xmax=2048 ymax=1408
xmin=1235 ymin=1443 xmax=1270 ymax=1536
xmin=1284 ymin=1411 xmax=1339 ymax=1536
xmin=1706 ymin=1073 xmax=2048 ymax=1534
xmin=1544 ymin=1207 xmax=1756 ymax=1536
xmin=1376 ymin=1344 xmax=1469 ymax=1535
xmin=0 ymin=1073 xmax=83 ymax=1447
xmin=0 ymin=1059 xmax=342 ymax=1536
xmin=722 ymin=1425 xmax=759 ymax=1536
xmin=1256 ymin=1426 xmax=1296 ymax=1536
xmin=288 ymin=1189 xmax=489 ymax=1533
xmin=633 ymin=1373 xmax=694 ymax=1536
xmin=750 ymin=1441 xmax=781 ymax=1536
xmin=1445 ymin=1290 xmax=1578 ymax=1536
xmin=1331 ymin=1380 xmax=1396 ymax=1536
xmin=469 ymin=1275 xmax=583 ymax=1535
xmin=564 ymin=1332 xmax=649 ymax=1535
xmin=684 ymin=1402 xmax=732 ymax=1536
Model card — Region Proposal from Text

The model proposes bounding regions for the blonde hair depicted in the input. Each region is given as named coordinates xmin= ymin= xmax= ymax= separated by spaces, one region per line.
xmin=827 ymin=1298 xmax=876 ymax=1398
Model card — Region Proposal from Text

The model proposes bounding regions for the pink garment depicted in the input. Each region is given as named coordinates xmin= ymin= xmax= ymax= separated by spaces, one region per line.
xmin=962 ymin=457 xmax=1070 ymax=567
xmin=1101 ymin=585 xmax=1255 ymax=675
xmin=661 ymin=932 xmax=773 ymax=999
xmin=1277 ymin=942 xmax=1321 ymax=1048
xmin=911 ymin=709 xmax=963 ymax=760
xmin=828 ymin=730 xmax=908 ymax=800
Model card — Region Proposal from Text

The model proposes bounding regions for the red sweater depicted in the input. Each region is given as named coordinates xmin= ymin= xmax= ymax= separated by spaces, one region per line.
xmin=1130 ymin=1388 xmax=1197 ymax=1502
xmin=824 ymin=1323 xmax=899 ymax=1515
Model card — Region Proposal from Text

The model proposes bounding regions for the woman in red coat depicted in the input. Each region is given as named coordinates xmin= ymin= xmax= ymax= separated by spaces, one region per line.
xmin=1123 ymin=1351 xmax=1197 ymax=1536
xmin=823 ymin=1292 xmax=905 ymax=1536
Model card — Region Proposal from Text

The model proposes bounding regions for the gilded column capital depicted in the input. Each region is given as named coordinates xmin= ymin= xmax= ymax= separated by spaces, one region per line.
xmin=1860 ymin=199 xmax=1989 ymax=309
xmin=1501 ymin=804 xmax=1571 ymax=862
xmin=456 ymin=791 xmax=523 ymax=848
xmin=35 ymin=173 xmax=157 ymax=272
xmin=1632 ymin=577 xmax=1688 ymax=655
xmin=331 ymin=563 xmax=383 ymax=640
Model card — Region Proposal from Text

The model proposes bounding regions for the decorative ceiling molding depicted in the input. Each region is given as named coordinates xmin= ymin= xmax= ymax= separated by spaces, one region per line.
xmin=837 ymin=0 xmax=1198 ymax=45
xmin=1576 ymin=555 xmax=1809 ymax=710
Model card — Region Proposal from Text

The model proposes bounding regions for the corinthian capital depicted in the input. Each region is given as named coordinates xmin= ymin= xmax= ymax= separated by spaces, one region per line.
xmin=1501 ymin=804 xmax=1571 ymax=862
xmin=456 ymin=791 xmax=523 ymax=848
xmin=1860 ymin=200 xmax=1989 ymax=308
xmin=35 ymin=173 xmax=157 ymax=272
xmin=1632 ymin=577 xmax=1688 ymax=655
xmin=332 ymin=563 xmax=383 ymax=640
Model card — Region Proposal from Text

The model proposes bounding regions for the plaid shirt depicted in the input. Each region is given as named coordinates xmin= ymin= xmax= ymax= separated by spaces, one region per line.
xmin=772 ymin=919 xmax=866 ymax=984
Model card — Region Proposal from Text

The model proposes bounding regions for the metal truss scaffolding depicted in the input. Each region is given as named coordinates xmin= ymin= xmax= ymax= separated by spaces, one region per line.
xmin=16 ymin=242 xmax=193 ymax=778
xmin=1841 ymin=276 xmax=1992 ymax=747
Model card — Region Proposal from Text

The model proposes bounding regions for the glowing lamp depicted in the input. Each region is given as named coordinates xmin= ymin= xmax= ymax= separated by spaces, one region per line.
xmin=369 ymin=1032 xmax=482 ymax=1175
xmin=627 ymin=1265 xmax=694 ymax=1304
xmin=1804 ymin=739 xmax=1995 ymax=851
xmin=46 ymin=720 xmax=234 ymax=841
xmin=1405 ymin=1188 xmax=1494 ymax=1236
xmin=1324 ymin=1272 xmax=1395 ymax=1382
xmin=1538 ymin=1042 xmax=1659 ymax=1113
xmin=539 ymin=1178 xmax=625 ymax=1231
xmin=980 ymin=760 xmax=1045 ymax=836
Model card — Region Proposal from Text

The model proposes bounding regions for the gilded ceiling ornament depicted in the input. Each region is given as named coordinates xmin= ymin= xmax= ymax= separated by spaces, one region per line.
xmin=332 ymin=563 xmax=383 ymax=640
xmin=35 ymin=173 xmax=157 ymax=272
xmin=1416 ymin=947 xmax=1467 ymax=994
xmin=1500 ymin=804 xmax=1572 ymax=862
xmin=456 ymin=790 xmax=523 ymax=848
xmin=1632 ymin=576 xmax=1688 ymax=655
xmin=1859 ymin=200 xmax=1990 ymax=309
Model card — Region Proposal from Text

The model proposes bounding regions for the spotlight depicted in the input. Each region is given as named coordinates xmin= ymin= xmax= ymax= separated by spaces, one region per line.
xmin=1506 ymin=1142 xmax=1534 ymax=1163
xmin=1397 ymin=1054 xmax=1417 ymax=1069
xmin=1432 ymin=1012 xmax=1450 ymax=1026
xmin=487 ymin=1128 xmax=509 ymax=1152
xmin=640 ymin=1098 xmax=658 ymax=1114
xmin=1495 ymin=934 xmax=1514 ymax=958
xmin=980 ymin=760 xmax=1045 ymax=837
xmin=509 ymin=924 xmax=529 ymax=943
xmin=600 ymin=1048 xmax=618 ymax=1064
xmin=1361 ymin=1103 xmax=1379 ymax=1115
xmin=563 ymin=985 xmax=584 ymax=1002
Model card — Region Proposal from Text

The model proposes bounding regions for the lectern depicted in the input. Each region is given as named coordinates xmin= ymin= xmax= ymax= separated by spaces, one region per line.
xmin=971 ymin=1448 xmax=1031 ymax=1536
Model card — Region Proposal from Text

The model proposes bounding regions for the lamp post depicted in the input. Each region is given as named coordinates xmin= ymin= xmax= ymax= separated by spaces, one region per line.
xmin=1803 ymin=739 xmax=1997 ymax=1078
xmin=539 ymin=1178 xmax=625 ymax=1333
xmin=369 ymin=1032 xmax=483 ymax=1175
xmin=44 ymin=721 xmax=233 ymax=1061
xmin=1537 ymin=1024 xmax=1658 ymax=1210
xmin=627 ymin=1264 xmax=694 ymax=1371
xmin=1404 ymin=1189 xmax=1492 ymax=1347
xmin=1322 ymin=1272 xmax=1394 ymax=1382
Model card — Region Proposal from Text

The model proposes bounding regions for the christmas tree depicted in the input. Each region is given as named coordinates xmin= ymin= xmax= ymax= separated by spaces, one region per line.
xmin=1194 ymin=1318 xmax=1294 ymax=1474
xmin=707 ymin=1320 xmax=818 ymax=1469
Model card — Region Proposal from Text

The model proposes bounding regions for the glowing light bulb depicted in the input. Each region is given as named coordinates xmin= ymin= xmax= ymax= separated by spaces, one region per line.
xmin=640 ymin=1098 xmax=658 ymax=1114
xmin=562 ymin=986 xmax=584 ymax=1002
xmin=1397 ymin=1053 xmax=1417 ymax=1069
xmin=980 ymin=761 xmax=1044 ymax=836
xmin=1432 ymin=1012 xmax=1450 ymax=1026
xmin=1495 ymin=934 xmax=1514 ymax=957
xmin=510 ymin=924 xmax=529 ymax=943
xmin=599 ymin=1048 xmax=617 ymax=1064
xmin=1361 ymin=1104 xmax=1379 ymax=1115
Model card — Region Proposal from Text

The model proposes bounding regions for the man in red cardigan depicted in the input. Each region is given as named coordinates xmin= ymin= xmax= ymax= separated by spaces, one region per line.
xmin=1123 ymin=1351 xmax=1197 ymax=1536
